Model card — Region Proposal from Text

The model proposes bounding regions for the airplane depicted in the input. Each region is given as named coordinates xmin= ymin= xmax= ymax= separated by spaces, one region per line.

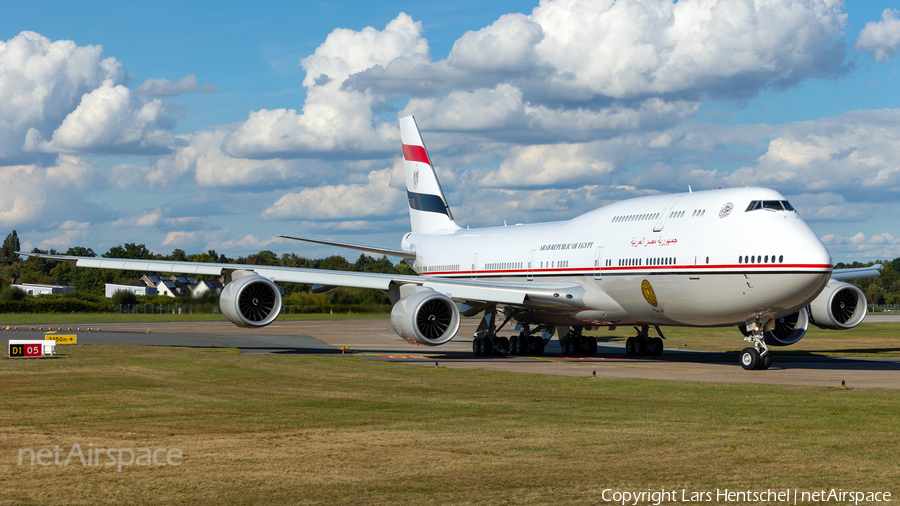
xmin=20 ymin=115 xmax=883 ymax=371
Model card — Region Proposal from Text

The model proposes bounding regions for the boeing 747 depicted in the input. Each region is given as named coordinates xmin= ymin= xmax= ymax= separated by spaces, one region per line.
xmin=21 ymin=116 xmax=882 ymax=370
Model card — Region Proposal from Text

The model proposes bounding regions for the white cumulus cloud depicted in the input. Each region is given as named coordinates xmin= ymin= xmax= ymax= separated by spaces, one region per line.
xmin=222 ymin=13 xmax=428 ymax=159
xmin=27 ymin=79 xmax=174 ymax=154
xmin=135 ymin=74 xmax=218 ymax=96
xmin=350 ymin=0 xmax=848 ymax=104
xmin=856 ymin=9 xmax=900 ymax=61
xmin=0 ymin=155 xmax=103 ymax=228
xmin=261 ymin=169 xmax=403 ymax=221
xmin=0 ymin=31 xmax=130 ymax=162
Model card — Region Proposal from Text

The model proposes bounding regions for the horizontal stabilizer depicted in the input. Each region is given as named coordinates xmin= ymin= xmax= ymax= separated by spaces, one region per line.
xmin=277 ymin=235 xmax=416 ymax=260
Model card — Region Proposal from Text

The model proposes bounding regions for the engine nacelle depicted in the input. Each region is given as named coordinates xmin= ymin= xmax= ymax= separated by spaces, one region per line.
xmin=219 ymin=272 xmax=282 ymax=328
xmin=809 ymin=280 xmax=867 ymax=330
xmin=764 ymin=309 xmax=809 ymax=346
xmin=390 ymin=286 xmax=460 ymax=346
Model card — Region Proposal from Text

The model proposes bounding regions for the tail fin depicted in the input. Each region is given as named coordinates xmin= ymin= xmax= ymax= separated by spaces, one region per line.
xmin=399 ymin=116 xmax=460 ymax=234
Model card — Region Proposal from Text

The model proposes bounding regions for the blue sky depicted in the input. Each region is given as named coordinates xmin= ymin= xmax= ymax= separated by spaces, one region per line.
xmin=2 ymin=0 xmax=899 ymax=262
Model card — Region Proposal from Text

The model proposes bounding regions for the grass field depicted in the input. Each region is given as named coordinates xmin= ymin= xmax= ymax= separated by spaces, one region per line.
xmin=2 ymin=345 xmax=898 ymax=505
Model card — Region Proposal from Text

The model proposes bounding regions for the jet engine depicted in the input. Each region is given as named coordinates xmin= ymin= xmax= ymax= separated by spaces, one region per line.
xmin=390 ymin=286 xmax=460 ymax=346
xmin=219 ymin=272 xmax=282 ymax=328
xmin=809 ymin=280 xmax=868 ymax=330
xmin=764 ymin=309 xmax=809 ymax=346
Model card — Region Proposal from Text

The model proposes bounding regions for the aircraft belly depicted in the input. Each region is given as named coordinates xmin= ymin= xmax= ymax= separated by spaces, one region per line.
xmin=600 ymin=272 xmax=830 ymax=326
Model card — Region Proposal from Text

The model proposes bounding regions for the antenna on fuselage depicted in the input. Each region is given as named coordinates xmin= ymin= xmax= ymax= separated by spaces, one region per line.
xmin=688 ymin=185 xmax=693 ymax=193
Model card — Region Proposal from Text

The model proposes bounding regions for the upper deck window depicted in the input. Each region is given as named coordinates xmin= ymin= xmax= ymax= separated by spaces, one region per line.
xmin=745 ymin=200 xmax=795 ymax=212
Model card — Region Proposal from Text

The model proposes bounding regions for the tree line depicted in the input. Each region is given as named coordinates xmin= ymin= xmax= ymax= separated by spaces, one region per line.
xmin=0 ymin=230 xmax=415 ymax=313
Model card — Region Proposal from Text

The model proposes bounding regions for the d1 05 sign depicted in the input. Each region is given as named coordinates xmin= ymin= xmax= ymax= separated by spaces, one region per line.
xmin=8 ymin=340 xmax=54 ymax=358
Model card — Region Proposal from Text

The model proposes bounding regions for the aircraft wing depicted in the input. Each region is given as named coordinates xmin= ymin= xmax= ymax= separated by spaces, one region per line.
xmin=831 ymin=264 xmax=882 ymax=281
xmin=17 ymin=252 xmax=584 ymax=308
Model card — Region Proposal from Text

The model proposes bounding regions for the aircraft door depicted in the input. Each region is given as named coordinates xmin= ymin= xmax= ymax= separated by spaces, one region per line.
xmin=593 ymin=246 xmax=604 ymax=280
xmin=653 ymin=196 xmax=684 ymax=232
xmin=527 ymin=250 xmax=535 ymax=281
xmin=471 ymin=253 xmax=479 ymax=280
xmin=692 ymin=241 xmax=706 ymax=266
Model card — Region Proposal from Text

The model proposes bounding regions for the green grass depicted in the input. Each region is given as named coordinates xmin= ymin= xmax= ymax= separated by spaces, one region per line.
xmin=1 ymin=346 xmax=899 ymax=505
xmin=0 ymin=312 xmax=390 ymax=325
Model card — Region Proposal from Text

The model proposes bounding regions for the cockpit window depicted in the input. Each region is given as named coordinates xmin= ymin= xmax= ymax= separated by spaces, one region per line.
xmin=745 ymin=200 xmax=795 ymax=212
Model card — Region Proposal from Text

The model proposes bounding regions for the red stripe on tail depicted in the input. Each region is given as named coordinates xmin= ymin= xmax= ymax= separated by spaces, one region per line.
xmin=402 ymin=144 xmax=430 ymax=165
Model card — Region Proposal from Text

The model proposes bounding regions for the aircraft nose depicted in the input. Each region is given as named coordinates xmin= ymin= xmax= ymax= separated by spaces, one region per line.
xmin=797 ymin=240 xmax=832 ymax=268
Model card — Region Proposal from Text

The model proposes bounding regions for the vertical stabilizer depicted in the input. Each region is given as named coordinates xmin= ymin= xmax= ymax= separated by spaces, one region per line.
xmin=399 ymin=116 xmax=460 ymax=233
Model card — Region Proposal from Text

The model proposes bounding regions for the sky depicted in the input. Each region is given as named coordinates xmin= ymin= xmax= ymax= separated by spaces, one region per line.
xmin=1 ymin=0 xmax=899 ymax=263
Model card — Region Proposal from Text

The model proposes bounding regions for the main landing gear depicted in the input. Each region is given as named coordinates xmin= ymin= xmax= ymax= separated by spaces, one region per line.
xmin=508 ymin=323 xmax=547 ymax=356
xmin=559 ymin=326 xmax=598 ymax=356
xmin=473 ymin=306 xmax=520 ymax=357
xmin=740 ymin=318 xmax=773 ymax=370
xmin=625 ymin=325 xmax=664 ymax=357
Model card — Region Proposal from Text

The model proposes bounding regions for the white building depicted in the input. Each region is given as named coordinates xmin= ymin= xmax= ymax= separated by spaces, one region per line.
xmin=12 ymin=283 xmax=76 ymax=296
xmin=105 ymin=283 xmax=158 ymax=298
xmin=191 ymin=279 xmax=224 ymax=298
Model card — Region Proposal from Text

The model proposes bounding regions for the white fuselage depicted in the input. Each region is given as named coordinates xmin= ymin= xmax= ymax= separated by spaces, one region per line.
xmin=402 ymin=187 xmax=833 ymax=327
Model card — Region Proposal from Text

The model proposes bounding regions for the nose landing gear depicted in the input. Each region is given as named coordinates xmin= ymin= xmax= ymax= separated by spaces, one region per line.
xmin=740 ymin=317 xmax=773 ymax=370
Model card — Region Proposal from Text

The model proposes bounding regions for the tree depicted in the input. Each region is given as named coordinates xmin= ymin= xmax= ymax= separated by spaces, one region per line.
xmin=1 ymin=230 xmax=20 ymax=265
xmin=111 ymin=289 xmax=138 ymax=306
xmin=65 ymin=246 xmax=96 ymax=257
xmin=103 ymin=243 xmax=151 ymax=259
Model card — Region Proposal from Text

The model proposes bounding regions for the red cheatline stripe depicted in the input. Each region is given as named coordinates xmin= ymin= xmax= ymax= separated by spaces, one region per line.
xmin=402 ymin=144 xmax=430 ymax=165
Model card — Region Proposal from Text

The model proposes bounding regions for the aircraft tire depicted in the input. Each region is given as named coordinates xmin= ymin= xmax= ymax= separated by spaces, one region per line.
xmin=740 ymin=347 xmax=760 ymax=370
xmin=497 ymin=336 xmax=509 ymax=356
xmin=509 ymin=335 xmax=520 ymax=355
xmin=478 ymin=338 xmax=492 ymax=357
xmin=625 ymin=337 xmax=635 ymax=356
xmin=652 ymin=337 xmax=664 ymax=356
xmin=473 ymin=338 xmax=483 ymax=356
xmin=529 ymin=336 xmax=544 ymax=356
xmin=759 ymin=353 xmax=773 ymax=370
xmin=586 ymin=338 xmax=598 ymax=356
xmin=635 ymin=337 xmax=647 ymax=356
xmin=563 ymin=337 xmax=576 ymax=356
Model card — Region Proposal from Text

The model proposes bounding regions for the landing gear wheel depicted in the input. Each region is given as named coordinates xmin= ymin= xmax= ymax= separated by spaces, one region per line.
xmin=529 ymin=336 xmax=544 ymax=356
xmin=562 ymin=337 xmax=575 ymax=356
xmin=646 ymin=338 xmax=659 ymax=356
xmin=473 ymin=338 xmax=483 ymax=356
xmin=511 ymin=335 xmax=521 ymax=355
xmin=635 ymin=337 xmax=648 ymax=356
xmin=478 ymin=337 xmax=492 ymax=357
xmin=759 ymin=353 xmax=772 ymax=370
xmin=497 ymin=336 xmax=509 ymax=356
xmin=525 ymin=336 xmax=536 ymax=355
xmin=651 ymin=337 xmax=664 ymax=357
xmin=625 ymin=337 xmax=636 ymax=356
xmin=584 ymin=337 xmax=598 ymax=356
xmin=740 ymin=347 xmax=760 ymax=370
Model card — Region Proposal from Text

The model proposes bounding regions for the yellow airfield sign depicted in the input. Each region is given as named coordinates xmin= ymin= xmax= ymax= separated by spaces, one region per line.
xmin=45 ymin=334 xmax=77 ymax=344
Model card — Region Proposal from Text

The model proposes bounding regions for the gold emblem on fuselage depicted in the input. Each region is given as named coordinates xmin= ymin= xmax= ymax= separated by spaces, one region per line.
xmin=641 ymin=279 xmax=658 ymax=307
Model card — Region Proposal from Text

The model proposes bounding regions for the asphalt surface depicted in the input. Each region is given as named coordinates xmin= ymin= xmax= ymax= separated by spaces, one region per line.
xmin=3 ymin=318 xmax=899 ymax=389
